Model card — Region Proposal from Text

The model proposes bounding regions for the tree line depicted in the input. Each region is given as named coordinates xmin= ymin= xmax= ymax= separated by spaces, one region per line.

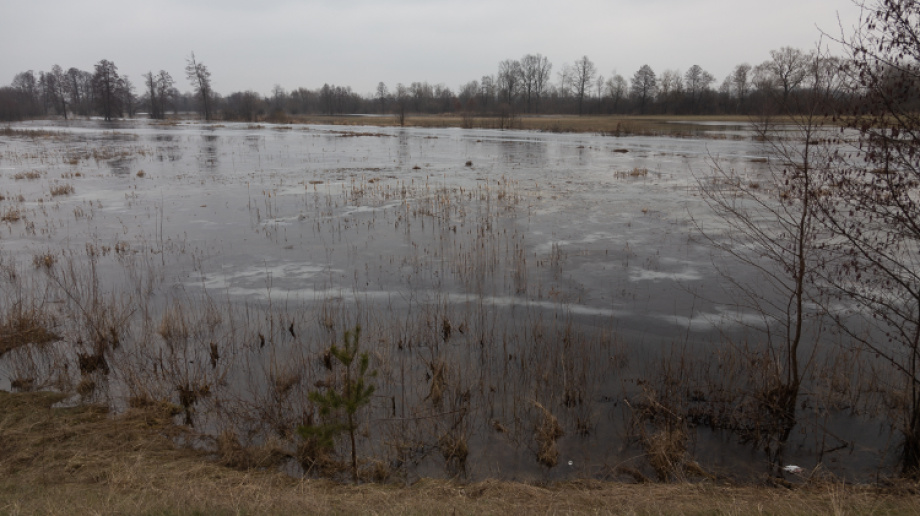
xmin=0 ymin=54 xmax=213 ymax=122
xmin=0 ymin=45 xmax=880 ymax=123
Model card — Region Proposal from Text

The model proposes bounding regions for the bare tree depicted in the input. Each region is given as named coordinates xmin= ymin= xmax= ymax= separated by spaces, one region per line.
xmin=319 ymin=83 xmax=334 ymax=114
xmin=630 ymin=65 xmax=657 ymax=114
xmin=119 ymin=75 xmax=137 ymax=118
xmin=157 ymin=71 xmax=175 ymax=117
xmin=92 ymin=59 xmax=121 ymax=121
xmin=394 ymin=83 xmax=408 ymax=126
xmin=605 ymin=73 xmax=628 ymax=113
xmin=684 ymin=64 xmax=715 ymax=111
xmin=497 ymin=59 xmax=522 ymax=107
xmin=751 ymin=61 xmax=778 ymax=97
xmin=143 ymin=72 xmax=159 ymax=119
xmin=732 ymin=63 xmax=752 ymax=106
xmin=144 ymin=70 xmax=174 ymax=120
xmin=186 ymin=52 xmax=213 ymax=121
xmin=409 ymin=81 xmax=432 ymax=112
xmin=66 ymin=67 xmax=93 ymax=116
xmin=289 ymin=87 xmax=313 ymax=115
xmin=458 ymin=80 xmax=477 ymax=102
xmin=270 ymin=84 xmax=287 ymax=114
xmin=697 ymin=51 xmax=840 ymax=474
xmin=43 ymin=65 xmax=69 ymax=119
xmin=375 ymin=81 xmax=389 ymax=113
xmin=765 ymin=47 xmax=811 ymax=100
xmin=520 ymin=53 xmax=551 ymax=113
xmin=224 ymin=90 xmax=262 ymax=121
xmin=479 ymin=75 xmax=496 ymax=111
xmin=718 ymin=74 xmax=733 ymax=111
xmin=434 ymin=83 xmax=453 ymax=113
xmin=820 ymin=0 xmax=920 ymax=477
xmin=805 ymin=54 xmax=844 ymax=95
xmin=571 ymin=56 xmax=597 ymax=115
xmin=658 ymin=69 xmax=682 ymax=112
xmin=557 ymin=64 xmax=573 ymax=98
xmin=12 ymin=70 xmax=39 ymax=116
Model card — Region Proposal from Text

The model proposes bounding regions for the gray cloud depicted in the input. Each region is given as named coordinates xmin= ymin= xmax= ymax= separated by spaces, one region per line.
xmin=1 ymin=0 xmax=863 ymax=96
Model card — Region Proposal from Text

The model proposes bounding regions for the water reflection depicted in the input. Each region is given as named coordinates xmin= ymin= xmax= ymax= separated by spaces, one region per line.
xmin=108 ymin=156 xmax=135 ymax=175
xmin=199 ymin=133 xmax=218 ymax=171
xmin=499 ymin=137 xmax=546 ymax=168
xmin=3 ymin=119 xmax=886 ymax=483
xmin=245 ymin=134 xmax=263 ymax=152
xmin=152 ymin=134 xmax=182 ymax=162
xmin=396 ymin=129 xmax=410 ymax=166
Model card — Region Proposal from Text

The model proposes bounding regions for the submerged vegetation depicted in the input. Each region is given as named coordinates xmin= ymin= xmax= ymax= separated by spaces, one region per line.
xmin=0 ymin=108 xmax=912 ymax=488
xmin=2 ymin=4 xmax=920 ymax=513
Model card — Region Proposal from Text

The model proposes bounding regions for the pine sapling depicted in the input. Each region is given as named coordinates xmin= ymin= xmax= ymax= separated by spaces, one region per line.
xmin=297 ymin=325 xmax=376 ymax=482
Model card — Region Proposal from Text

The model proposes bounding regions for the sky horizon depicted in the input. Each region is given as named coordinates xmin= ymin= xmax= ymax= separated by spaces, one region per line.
xmin=1 ymin=1 xmax=866 ymax=98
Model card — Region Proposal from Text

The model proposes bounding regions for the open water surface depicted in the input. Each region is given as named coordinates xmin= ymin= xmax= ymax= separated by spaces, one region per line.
xmin=0 ymin=119 xmax=888 ymax=482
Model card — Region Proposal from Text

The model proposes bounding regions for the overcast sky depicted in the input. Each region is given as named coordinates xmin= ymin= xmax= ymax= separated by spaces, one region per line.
xmin=1 ymin=0 xmax=865 ymax=97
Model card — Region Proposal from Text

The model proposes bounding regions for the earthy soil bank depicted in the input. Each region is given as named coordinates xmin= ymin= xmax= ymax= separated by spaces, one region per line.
xmin=0 ymin=391 xmax=918 ymax=515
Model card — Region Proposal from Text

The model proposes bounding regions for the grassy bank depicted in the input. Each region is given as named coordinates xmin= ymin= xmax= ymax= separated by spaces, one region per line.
xmin=0 ymin=391 xmax=917 ymax=515
xmin=260 ymin=113 xmax=771 ymax=136
xmin=5 ymin=113 xmax=803 ymax=137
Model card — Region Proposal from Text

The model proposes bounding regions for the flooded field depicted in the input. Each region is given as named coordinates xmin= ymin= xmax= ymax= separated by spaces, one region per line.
xmin=0 ymin=119 xmax=890 ymax=483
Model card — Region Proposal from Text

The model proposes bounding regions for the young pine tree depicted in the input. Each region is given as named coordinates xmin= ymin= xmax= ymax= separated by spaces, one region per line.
xmin=298 ymin=325 xmax=376 ymax=482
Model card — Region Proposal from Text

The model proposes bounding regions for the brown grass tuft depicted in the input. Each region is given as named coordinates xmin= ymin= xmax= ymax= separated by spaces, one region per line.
xmin=50 ymin=183 xmax=75 ymax=196
xmin=438 ymin=432 xmax=469 ymax=471
xmin=643 ymin=426 xmax=688 ymax=481
xmin=13 ymin=170 xmax=41 ymax=180
xmin=32 ymin=251 xmax=56 ymax=269
xmin=533 ymin=401 xmax=564 ymax=468
xmin=1 ymin=207 xmax=22 ymax=222
xmin=216 ymin=430 xmax=289 ymax=470
xmin=427 ymin=359 xmax=447 ymax=408
xmin=157 ymin=306 xmax=189 ymax=342
xmin=0 ymin=127 xmax=58 ymax=138
xmin=0 ymin=303 xmax=59 ymax=355
xmin=297 ymin=433 xmax=343 ymax=477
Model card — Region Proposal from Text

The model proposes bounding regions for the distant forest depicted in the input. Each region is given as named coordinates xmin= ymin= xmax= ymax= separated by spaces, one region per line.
xmin=0 ymin=47 xmax=907 ymax=123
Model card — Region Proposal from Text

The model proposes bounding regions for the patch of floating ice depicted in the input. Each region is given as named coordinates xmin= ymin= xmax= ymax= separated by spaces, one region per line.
xmin=189 ymin=274 xmax=626 ymax=318
xmin=533 ymin=232 xmax=615 ymax=255
xmin=629 ymin=268 xmax=702 ymax=282
xmin=658 ymin=307 xmax=769 ymax=331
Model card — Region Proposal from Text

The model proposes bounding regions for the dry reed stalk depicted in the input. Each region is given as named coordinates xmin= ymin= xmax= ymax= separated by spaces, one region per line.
xmin=533 ymin=401 xmax=564 ymax=468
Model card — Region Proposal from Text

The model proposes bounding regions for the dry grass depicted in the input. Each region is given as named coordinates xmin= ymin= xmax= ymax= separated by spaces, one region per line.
xmin=32 ymin=251 xmax=56 ymax=269
xmin=13 ymin=170 xmax=41 ymax=181
xmin=332 ymin=130 xmax=394 ymax=138
xmin=616 ymin=167 xmax=649 ymax=179
xmin=1 ymin=207 xmax=22 ymax=222
xmin=534 ymin=401 xmax=564 ymax=468
xmin=0 ymin=127 xmax=59 ymax=139
xmin=0 ymin=392 xmax=918 ymax=514
xmin=49 ymin=183 xmax=75 ymax=197
xmin=274 ymin=114 xmax=802 ymax=137
xmin=0 ymin=306 xmax=59 ymax=355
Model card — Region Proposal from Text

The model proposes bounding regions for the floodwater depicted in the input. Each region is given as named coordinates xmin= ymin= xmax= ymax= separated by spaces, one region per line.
xmin=0 ymin=119 xmax=889 ymax=482
xmin=3 ymin=120 xmax=765 ymax=334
